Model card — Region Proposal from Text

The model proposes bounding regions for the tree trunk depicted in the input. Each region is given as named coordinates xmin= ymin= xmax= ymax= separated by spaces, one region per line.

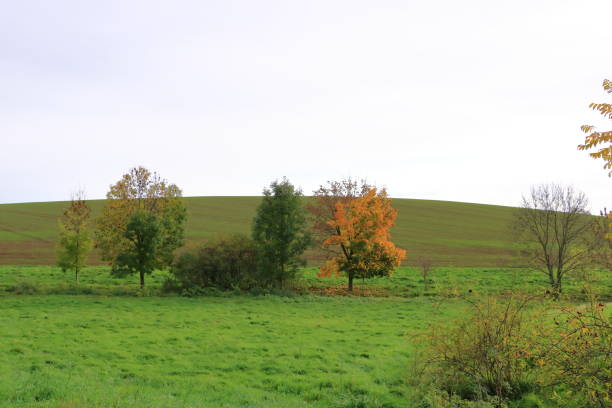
xmin=76 ymin=240 xmax=80 ymax=284
xmin=553 ymin=279 xmax=562 ymax=295
xmin=547 ymin=267 xmax=555 ymax=288
xmin=140 ymin=271 xmax=145 ymax=289
xmin=348 ymin=274 xmax=354 ymax=292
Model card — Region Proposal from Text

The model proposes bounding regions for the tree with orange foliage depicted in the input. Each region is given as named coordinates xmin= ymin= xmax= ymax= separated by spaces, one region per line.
xmin=317 ymin=187 xmax=406 ymax=291
xmin=578 ymin=78 xmax=612 ymax=174
xmin=578 ymin=79 xmax=612 ymax=246
xmin=308 ymin=179 xmax=373 ymax=261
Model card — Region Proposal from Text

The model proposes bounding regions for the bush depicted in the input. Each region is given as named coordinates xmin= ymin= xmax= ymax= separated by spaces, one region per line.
xmin=543 ymin=294 xmax=611 ymax=408
xmin=419 ymin=294 xmax=544 ymax=402
xmin=414 ymin=389 xmax=506 ymax=408
xmin=166 ymin=234 xmax=259 ymax=292
xmin=8 ymin=281 xmax=40 ymax=295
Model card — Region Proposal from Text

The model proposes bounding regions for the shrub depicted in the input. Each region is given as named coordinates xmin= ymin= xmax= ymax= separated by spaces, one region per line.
xmin=414 ymin=389 xmax=506 ymax=408
xmin=9 ymin=281 xmax=40 ymax=295
xmin=543 ymin=294 xmax=611 ymax=408
xmin=420 ymin=294 xmax=544 ymax=402
xmin=167 ymin=234 xmax=259 ymax=292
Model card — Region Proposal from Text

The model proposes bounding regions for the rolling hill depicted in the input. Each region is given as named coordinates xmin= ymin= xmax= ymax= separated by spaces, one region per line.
xmin=0 ymin=197 xmax=520 ymax=266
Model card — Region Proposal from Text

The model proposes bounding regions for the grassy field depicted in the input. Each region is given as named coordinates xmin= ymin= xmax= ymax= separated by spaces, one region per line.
xmin=1 ymin=197 xmax=607 ymax=407
xmin=0 ymin=266 xmax=609 ymax=407
xmin=1 ymin=265 xmax=610 ymax=299
xmin=0 ymin=294 xmax=443 ymax=408
xmin=0 ymin=197 xmax=520 ymax=266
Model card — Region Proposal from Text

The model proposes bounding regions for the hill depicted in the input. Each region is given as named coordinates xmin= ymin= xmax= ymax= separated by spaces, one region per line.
xmin=0 ymin=197 xmax=519 ymax=266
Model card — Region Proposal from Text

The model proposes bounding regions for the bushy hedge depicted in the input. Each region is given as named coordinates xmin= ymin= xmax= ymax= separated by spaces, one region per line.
xmin=165 ymin=234 xmax=260 ymax=293
xmin=413 ymin=291 xmax=611 ymax=408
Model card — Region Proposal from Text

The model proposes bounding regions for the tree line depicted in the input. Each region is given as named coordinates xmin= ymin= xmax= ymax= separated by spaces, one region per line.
xmin=56 ymin=79 xmax=612 ymax=297
xmin=56 ymin=172 xmax=405 ymax=292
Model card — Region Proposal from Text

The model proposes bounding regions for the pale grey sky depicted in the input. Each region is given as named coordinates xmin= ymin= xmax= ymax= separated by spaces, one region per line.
xmin=2 ymin=0 xmax=612 ymax=212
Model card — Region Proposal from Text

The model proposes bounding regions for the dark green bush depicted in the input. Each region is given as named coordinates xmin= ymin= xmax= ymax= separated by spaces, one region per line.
xmin=166 ymin=234 xmax=259 ymax=292
xmin=8 ymin=281 xmax=40 ymax=295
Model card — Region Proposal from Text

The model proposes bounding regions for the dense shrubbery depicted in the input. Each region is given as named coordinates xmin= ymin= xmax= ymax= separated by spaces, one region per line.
xmin=543 ymin=295 xmax=611 ymax=408
xmin=415 ymin=291 xmax=611 ymax=407
xmin=165 ymin=234 xmax=260 ymax=293
xmin=419 ymin=294 xmax=542 ymax=403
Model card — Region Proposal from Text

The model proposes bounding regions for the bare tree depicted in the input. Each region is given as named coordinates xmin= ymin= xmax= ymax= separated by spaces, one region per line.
xmin=513 ymin=184 xmax=592 ymax=294
xmin=417 ymin=256 xmax=433 ymax=291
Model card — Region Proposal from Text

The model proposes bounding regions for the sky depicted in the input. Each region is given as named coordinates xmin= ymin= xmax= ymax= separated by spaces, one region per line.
xmin=2 ymin=0 xmax=612 ymax=212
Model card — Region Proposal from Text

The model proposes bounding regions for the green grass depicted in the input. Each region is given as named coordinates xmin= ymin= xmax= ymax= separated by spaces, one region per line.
xmin=1 ymin=265 xmax=608 ymax=407
xmin=1 ymin=265 xmax=610 ymax=300
xmin=0 ymin=197 xmax=521 ymax=266
xmin=0 ymin=293 xmax=451 ymax=407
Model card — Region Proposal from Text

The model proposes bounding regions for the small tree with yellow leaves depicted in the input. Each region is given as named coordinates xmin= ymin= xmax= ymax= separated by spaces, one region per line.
xmin=56 ymin=192 xmax=93 ymax=284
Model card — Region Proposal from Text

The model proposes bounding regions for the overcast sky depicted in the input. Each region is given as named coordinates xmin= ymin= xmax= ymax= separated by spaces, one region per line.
xmin=2 ymin=0 xmax=612 ymax=212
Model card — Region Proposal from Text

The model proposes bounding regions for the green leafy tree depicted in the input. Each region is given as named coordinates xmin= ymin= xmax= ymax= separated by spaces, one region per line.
xmin=112 ymin=211 xmax=162 ymax=288
xmin=95 ymin=166 xmax=186 ymax=272
xmin=56 ymin=192 xmax=93 ymax=284
xmin=252 ymin=178 xmax=311 ymax=288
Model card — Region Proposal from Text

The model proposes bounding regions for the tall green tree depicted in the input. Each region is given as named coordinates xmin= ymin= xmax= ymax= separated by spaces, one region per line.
xmin=95 ymin=166 xmax=186 ymax=273
xmin=252 ymin=178 xmax=311 ymax=288
xmin=56 ymin=192 xmax=93 ymax=284
xmin=112 ymin=211 xmax=163 ymax=288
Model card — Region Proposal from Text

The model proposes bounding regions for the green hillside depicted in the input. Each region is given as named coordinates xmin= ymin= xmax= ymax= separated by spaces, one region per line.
xmin=0 ymin=197 xmax=519 ymax=266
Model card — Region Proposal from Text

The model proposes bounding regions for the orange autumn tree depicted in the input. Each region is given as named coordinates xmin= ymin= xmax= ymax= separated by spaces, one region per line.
xmin=318 ymin=187 xmax=406 ymax=291
xmin=578 ymin=78 xmax=612 ymax=174
xmin=578 ymin=79 xmax=612 ymax=243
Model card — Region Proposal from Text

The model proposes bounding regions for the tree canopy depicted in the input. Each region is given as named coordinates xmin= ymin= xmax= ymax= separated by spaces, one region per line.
xmin=252 ymin=178 xmax=311 ymax=288
xmin=56 ymin=192 xmax=93 ymax=283
xmin=314 ymin=184 xmax=406 ymax=291
xmin=112 ymin=211 xmax=163 ymax=288
xmin=578 ymin=78 xmax=612 ymax=174
xmin=95 ymin=166 xmax=186 ymax=271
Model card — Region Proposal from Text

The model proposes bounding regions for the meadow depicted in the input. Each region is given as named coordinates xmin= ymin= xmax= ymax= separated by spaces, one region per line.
xmin=0 ymin=265 xmax=610 ymax=407
xmin=0 ymin=197 xmax=518 ymax=267
xmin=1 ymin=197 xmax=609 ymax=407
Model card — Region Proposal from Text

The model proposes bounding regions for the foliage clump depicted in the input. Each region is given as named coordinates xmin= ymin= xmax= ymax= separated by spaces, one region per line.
xmin=578 ymin=78 xmax=612 ymax=175
xmin=543 ymin=295 xmax=611 ymax=408
xmin=111 ymin=211 xmax=163 ymax=289
xmin=252 ymin=178 xmax=311 ymax=288
xmin=96 ymin=167 xmax=186 ymax=287
xmin=416 ymin=289 xmax=611 ymax=407
xmin=312 ymin=180 xmax=405 ymax=291
xmin=56 ymin=192 xmax=93 ymax=284
xmin=419 ymin=294 xmax=543 ymax=403
xmin=167 ymin=234 xmax=259 ymax=293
